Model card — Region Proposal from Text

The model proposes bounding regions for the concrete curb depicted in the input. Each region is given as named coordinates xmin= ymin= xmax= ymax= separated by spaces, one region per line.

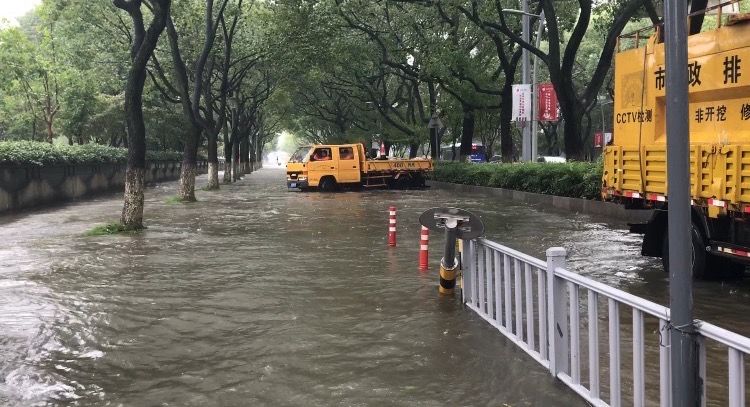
xmin=427 ymin=180 xmax=653 ymax=224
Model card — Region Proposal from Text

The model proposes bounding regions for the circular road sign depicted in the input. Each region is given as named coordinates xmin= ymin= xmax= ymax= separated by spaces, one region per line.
xmin=419 ymin=207 xmax=485 ymax=240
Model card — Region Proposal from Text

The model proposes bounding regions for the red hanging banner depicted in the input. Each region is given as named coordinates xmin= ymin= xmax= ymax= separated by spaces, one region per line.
xmin=594 ymin=132 xmax=604 ymax=148
xmin=538 ymin=83 xmax=558 ymax=122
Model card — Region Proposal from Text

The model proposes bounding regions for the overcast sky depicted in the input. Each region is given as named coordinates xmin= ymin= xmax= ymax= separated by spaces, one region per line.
xmin=0 ymin=0 xmax=41 ymax=25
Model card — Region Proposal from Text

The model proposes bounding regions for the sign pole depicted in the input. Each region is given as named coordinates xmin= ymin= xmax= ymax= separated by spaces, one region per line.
xmin=531 ymin=10 xmax=545 ymax=162
xmin=521 ymin=0 xmax=531 ymax=161
xmin=664 ymin=0 xmax=698 ymax=405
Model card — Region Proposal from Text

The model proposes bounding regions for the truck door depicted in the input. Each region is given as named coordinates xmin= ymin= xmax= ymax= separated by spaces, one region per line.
xmin=337 ymin=146 xmax=361 ymax=183
xmin=307 ymin=147 xmax=335 ymax=186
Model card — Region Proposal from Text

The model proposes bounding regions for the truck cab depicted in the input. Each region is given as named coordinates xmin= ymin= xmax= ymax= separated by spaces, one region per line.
xmin=286 ymin=144 xmax=366 ymax=191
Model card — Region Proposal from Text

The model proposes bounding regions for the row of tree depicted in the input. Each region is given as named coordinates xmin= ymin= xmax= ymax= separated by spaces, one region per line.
xmin=267 ymin=0 xmax=668 ymax=162
xmin=1 ymin=0 xmax=287 ymax=229
xmin=1 ymin=0 xmax=720 ymax=229
xmin=113 ymin=0 xmax=288 ymax=227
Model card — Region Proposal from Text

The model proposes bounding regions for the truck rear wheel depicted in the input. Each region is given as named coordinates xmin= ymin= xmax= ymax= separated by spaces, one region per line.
xmin=708 ymin=256 xmax=746 ymax=278
xmin=662 ymin=223 xmax=707 ymax=279
xmin=319 ymin=176 xmax=337 ymax=192
xmin=411 ymin=173 xmax=426 ymax=188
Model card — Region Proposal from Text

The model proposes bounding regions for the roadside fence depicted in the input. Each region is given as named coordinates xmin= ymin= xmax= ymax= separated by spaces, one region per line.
xmin=461 ymin=237 xmax=750 ymax=406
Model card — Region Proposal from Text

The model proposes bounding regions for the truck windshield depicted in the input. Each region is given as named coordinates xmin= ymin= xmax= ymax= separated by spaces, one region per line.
xmin=289 ymin=147 xmax=311 ymax=163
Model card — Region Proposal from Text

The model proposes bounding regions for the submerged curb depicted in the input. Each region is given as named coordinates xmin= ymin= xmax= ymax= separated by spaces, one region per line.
xmin=427 ymin=180 xmax=653 ymax=224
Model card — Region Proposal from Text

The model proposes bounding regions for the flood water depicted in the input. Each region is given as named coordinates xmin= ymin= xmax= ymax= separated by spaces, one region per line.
xmin=1 ymin=168 xmax=748 ymax=406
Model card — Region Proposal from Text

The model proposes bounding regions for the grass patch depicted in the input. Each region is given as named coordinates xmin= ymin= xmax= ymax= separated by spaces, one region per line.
xmin=85 ymin=222 xmax=141 ymax=236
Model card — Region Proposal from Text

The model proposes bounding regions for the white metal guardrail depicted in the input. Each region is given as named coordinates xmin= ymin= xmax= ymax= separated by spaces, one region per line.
xmin=461 ymin=237 xmax=750 ymax=406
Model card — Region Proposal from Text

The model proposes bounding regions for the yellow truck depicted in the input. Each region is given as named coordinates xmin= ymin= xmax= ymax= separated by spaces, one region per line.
xmin=286 ymin=144 xmax=432 ymax=191
xmin=602 ymin=14 xmax=750 ymax=278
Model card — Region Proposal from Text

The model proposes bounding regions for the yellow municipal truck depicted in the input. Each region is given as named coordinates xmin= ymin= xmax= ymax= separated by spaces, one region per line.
xmin=602 ymin=14 xmax=750 ymax=278
xmin=286 ymin=144 xmax=432 ymax=191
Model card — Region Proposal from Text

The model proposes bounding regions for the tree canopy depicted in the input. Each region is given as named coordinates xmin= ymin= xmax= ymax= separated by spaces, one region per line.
xmin=2 ymin=0 xmax=719 ymax=163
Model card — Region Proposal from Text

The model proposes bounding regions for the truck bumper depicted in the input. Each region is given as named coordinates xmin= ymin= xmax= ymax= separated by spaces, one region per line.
xmin=287 ymin=179 xmax=308 ymax=190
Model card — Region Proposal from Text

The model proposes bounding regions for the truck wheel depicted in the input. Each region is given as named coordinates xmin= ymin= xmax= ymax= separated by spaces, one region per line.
xmin=394 ymin=174 xmax=411 ymax=189
xmin=662 ymin=223 xmax=707 ymax=279
xmin=319 ymin=177 xmax=337 ymax=192
xmin=707 ymin=256 xmax=746 ymax=278
xmin=411 ymin=173 xmax=426 ymax=188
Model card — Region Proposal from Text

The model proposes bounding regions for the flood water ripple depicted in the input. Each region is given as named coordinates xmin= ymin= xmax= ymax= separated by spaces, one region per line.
xmin=1 ymin=168 xmax=747 ymax=406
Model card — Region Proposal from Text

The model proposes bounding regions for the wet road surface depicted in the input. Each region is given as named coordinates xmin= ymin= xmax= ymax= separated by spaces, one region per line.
xmin=1 ymin=168 xmax=748 ymax=406
xmin=1 ymin=169 xmax=582 ymax=406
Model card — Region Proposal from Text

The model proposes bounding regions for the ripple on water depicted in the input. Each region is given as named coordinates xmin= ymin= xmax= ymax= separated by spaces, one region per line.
xmin=5 ymin=169 xmax=745 ymax=405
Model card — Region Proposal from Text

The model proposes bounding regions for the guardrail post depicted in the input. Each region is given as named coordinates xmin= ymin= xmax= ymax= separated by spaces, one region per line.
xmin=546 ymin=247 xmax=569 ymax=377
xmin=461 ymin=239 xmax=474 ymax=305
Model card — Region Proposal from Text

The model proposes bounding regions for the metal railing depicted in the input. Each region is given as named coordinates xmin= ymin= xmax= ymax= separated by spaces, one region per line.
xmin=616 ymin=0 xmax=741 ymax=51
xmin=461 ymin=237 xmax=750 ymax=406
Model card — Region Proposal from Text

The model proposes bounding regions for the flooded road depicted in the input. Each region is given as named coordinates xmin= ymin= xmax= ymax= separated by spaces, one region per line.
xmin=1 ymin=169 xmax=580 ymax=406
xmin=1 ymin=168 xmax=748 ymax=406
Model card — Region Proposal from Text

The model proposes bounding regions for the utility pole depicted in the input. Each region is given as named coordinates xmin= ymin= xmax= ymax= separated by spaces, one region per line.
xmin=664 ymin=0 xmax=698 ymax=405
xmin=530 ymin=10 xmax=545 ymax=162
xmin=521 ymin=0 xmax=531 ymax=162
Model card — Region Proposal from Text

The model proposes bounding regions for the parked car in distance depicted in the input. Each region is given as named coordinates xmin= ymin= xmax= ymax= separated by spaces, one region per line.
xmin=536 ymin=156 xmax=566 ymax=163
xmin=488 ymin=155 xmax=502 ymax=163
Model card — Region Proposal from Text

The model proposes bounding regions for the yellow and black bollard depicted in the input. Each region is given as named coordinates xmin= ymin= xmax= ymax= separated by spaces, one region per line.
xmin=419 ymin=207 xmax=484 ymax=296
xmin=439 ymin=259 xmax=459 ymax=295
xmin=438 ymin=221 xmax=459 ymax=294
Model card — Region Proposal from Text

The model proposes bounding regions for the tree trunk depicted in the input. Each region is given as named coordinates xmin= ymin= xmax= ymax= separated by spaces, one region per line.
xmin=232 ymin=138 xmax=241 ymax=181
xmin=178 ymin=126 xmax=200 ymax=201
xmin=224 ymin=161 xmax=233 ymax=182
xmin=408 ymin=143 xmax=419 ymax=158
xmin=116 ymin=0 xmax=170 ymax=229
xmin=500 ymin=81 xmax=514 ymax=162
xmin=223 ymin=127 xmax=232 ymax=183
xmin=256 ymin=141 xmax=264 ymax=169
xmin=559 ymin=92 xmax=585 ymax=160
xmin=689 ymin=0 xmax=709 ymax=34
xmin=241 ymin=137 xmax=251 ymax=174
xmin=207 ymin=162 xmax=219 ymax=190
xmin=459 ymin=107 xmax=475 ymax=161
xmin=429 ymin=128 xmax=438 ymax=159
xmin=121 ymin=168 xmax=145 ymax=228
xmin=46 ymin=120 xmax=54 ymax=144
xmin=206 ymin=131 xmax=219 ymax=190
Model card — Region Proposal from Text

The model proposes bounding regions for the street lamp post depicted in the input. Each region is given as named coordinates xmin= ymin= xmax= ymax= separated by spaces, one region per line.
xmin=521 ymin=1 xmax=531 ymax=162
xmin=664 ymin=0 xmax=697 ymax=405
xmin=503 ymin=8 xmax=545 ymax=162
xmin=531 ymin=11 xmax=545 ymax=162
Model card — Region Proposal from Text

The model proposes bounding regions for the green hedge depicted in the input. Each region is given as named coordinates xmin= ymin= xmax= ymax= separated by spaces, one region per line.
xmin=0 ymin=141 xmax=183 ymax=166
xmin=433 ymin=160 xmax=604 ymax=200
